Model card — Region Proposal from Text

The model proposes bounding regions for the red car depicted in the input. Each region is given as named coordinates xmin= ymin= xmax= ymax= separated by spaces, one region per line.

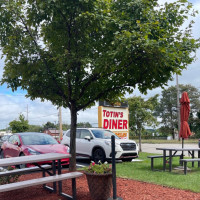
xmin=0 ymin=132 xmax=70 ymax=168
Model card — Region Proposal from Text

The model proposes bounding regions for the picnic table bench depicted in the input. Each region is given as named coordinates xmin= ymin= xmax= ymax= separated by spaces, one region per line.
xmin=0 ymin=153 xmax=83 ymax=200
xmin=180 ymin=158 xmax=200 ymax=175
xmin=147 ymin=154 xmax=182 ymax=171
xmin=0 ymin=172 xmax=83 ymax=198
xmin=0 ymin=164 xmax=51 ymax=177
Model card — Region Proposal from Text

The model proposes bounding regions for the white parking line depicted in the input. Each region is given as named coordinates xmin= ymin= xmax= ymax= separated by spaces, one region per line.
xmin=76 ymin=164 xmax=86 ymax=168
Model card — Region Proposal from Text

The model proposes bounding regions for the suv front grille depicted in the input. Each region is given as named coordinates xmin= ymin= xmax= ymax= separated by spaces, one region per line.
xmin=120 ymin=143 xmax=136 ymax=151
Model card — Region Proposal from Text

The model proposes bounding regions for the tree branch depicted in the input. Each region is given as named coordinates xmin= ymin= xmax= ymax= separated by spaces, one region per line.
xmin=18 ymin=15 xmax=69 ymax=106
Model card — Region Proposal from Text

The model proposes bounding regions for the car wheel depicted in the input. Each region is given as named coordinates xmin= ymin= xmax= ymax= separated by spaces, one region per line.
xmin=17 ymin=153 xmax=26 ymax=169
xmin=0 ymin=150 xmax=4 ymax=159
xmin=122 ymin=158 xmax=133 ymax=162
xmin=93 ymin=148 xmax=106 ymax=163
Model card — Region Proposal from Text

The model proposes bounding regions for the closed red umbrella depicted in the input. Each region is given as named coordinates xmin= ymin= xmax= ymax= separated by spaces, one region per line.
xmin=179 ymin=92 xmax=191 ymax=148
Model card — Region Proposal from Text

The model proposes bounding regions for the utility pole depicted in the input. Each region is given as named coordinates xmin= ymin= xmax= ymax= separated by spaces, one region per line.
xmin=176 ymin=74 xmax=181 ymax=140
xmin=59 ymin=107 xmax=63 ymax=141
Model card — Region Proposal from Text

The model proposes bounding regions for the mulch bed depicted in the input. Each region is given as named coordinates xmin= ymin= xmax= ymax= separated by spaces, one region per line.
xmin=1 ymin=170 xmax=200 ymax=200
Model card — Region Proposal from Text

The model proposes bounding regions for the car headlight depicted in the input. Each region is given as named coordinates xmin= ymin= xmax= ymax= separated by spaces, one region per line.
xmin=66 ymin=146 xmax=70 ymax=153
xmin=27 ymin=148 xmax=41 ymax=155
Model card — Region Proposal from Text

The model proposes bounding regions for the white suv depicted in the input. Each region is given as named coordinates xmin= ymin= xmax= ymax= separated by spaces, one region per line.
xmin=61 ymin=128 xmax=139 ymax=163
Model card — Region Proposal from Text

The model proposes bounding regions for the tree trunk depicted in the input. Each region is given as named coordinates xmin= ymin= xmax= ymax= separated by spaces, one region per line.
xmin=171 ymin=128 xmax=175 ymax=140
xmin=69 ymin=104 xmax=77 ymax=172
xmin=138 ymin=129 xmax=142 ymax=152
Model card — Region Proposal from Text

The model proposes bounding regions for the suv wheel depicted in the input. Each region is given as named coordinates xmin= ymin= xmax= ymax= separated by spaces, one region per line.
xmin=92 ymin=148 xmax=105 ymax=163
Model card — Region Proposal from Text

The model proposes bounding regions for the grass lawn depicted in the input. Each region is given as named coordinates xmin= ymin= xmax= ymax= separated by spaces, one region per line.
xmin=116 ymin=152 xmax=200 ymax=193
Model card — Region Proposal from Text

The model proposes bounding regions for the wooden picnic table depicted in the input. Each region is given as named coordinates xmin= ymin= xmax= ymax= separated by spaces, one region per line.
xmin=156 ymin=147 xmax=200 ymax=172
xmin=0 ymin=153 xmax=83 ymax=199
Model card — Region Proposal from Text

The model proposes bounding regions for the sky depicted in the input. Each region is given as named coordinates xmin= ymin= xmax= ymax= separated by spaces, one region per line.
xmin=0 ymin=0 xmax=199 ymax=130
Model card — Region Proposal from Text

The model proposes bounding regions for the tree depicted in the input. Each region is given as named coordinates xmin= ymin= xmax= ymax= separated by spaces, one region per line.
xmin=9 ymin=114 xmax=29 ymax=133
xmin=43 ymin=121 xmax=56 ymax=131
xmin=127 ymin=95 xmax=159 ymax=152
xmin=0 ymin=0 xmax=199 ymax=171
xmin=77 ymin=122 xmax=92 ymax=128
xmin=156 ymin=84 xmax=200 ymax=138
xmin=62 ymin=122 xmax=92 ymax=130
xmin=28 ymin=124 xmax=43 ymax=132
xmin=62 ymin=124 xmax=71 ymax=131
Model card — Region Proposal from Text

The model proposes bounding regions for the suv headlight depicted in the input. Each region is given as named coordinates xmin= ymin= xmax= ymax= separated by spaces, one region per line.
xmin=66 ymin=146 xmax=70 ymax=153
xmin=105 ymin=141 xmax=111 ymax=146
xmin=105 ymin=141 xmax=119 ymax=148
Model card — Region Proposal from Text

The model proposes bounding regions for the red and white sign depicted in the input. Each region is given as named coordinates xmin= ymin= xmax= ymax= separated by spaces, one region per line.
xmin=98 ymin=106 xmax=129 ymax=139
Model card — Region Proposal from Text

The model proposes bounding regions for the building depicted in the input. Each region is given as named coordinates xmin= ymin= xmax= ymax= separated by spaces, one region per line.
xmin=44 ymin=129 xmax=60 ymax=139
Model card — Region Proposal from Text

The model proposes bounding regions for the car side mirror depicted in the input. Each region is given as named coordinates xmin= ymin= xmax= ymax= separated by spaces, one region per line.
xmin=84 ymin=136 xmax=91 ymax=141
xmin=13 ymin=141 xmax=20 ymax=146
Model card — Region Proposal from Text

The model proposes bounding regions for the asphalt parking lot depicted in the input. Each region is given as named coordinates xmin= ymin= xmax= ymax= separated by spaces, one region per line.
xmin=142 ymin=143 xmax=198 ymax=153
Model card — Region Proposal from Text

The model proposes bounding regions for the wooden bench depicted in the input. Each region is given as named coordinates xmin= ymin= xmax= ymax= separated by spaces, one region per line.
xmin=0 ymin=165 xmax=52 ymax=177
xmin=180 ymin=158 xmax=200 ymax=175
xmin=148 ymin=154 xmax=182 ymax=171
xmin=0 ymin=171 xmax=83 ymax=199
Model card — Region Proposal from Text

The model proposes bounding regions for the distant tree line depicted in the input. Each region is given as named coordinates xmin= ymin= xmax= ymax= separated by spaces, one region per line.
xmin=6 ymin=115 xmax=92 ymax=133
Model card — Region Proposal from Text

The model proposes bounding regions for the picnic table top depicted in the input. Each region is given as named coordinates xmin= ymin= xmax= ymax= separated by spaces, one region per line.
xmin=156 ymin=147 xmax=200 ymax=151
xmin=0 ymin=153 xmax=71 ymax=167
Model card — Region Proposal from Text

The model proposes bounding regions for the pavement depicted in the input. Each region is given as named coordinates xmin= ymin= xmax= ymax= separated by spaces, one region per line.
xmin=141 ymin=143 xmax=199 ymax=156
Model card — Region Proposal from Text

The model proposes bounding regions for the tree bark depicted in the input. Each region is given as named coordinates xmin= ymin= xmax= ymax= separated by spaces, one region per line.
xmin=139 ymin=129 xmax=142 ymax=152
xmin=171 ymin=128 xmax=175 ymax=140
xmin=69 ymin=104 xmax=77 ymax=172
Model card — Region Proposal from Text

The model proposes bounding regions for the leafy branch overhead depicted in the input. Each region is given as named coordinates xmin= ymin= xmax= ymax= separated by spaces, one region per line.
xmin=0 ymin=0 xmax=199 ymax=170
xmin=0 ymin=0 xmax=199 ymax=111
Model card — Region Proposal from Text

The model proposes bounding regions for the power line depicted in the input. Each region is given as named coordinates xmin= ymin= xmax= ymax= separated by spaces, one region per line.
xmin=28 ymin=113 xmax=58 ymax=120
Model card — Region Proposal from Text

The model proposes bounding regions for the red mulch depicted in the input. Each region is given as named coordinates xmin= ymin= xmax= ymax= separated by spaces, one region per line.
xmin=1 ymin=170 xmax=200 ymax=200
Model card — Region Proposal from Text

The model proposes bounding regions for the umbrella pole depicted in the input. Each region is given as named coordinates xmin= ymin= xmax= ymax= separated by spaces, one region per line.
xmin=181 ymin=138 xmax=184 ymax=166
xmin=182 ymin=138 xmax=184 ymax=149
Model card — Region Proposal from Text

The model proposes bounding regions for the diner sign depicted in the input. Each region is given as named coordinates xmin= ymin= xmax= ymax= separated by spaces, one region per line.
xmin=98 ymin=106 xmax=129 ymax=139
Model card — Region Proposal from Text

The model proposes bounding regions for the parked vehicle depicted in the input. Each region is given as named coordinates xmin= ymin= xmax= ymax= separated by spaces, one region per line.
xmin=61 ymin=128 xmax=138 ymax=163
xmin=0 ymin=135 xmax=10 ymax=147
xmin=0 ymin=132 xmax=70 ymax=168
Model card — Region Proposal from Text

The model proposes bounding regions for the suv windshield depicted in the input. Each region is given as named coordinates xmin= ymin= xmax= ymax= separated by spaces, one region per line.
xmin=91 ymin=129 xmax=119 ymax=139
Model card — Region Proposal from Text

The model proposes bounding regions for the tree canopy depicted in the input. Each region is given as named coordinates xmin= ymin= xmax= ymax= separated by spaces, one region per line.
xmin=156 ymin=84 xmax=200 ymax=137
xmin=0 ymin=0 xmax=199 ymax=170
xmin=43 ymin=121 xmax=57 ymax=131
xmin=127 ymin=95 xmax=159 ymax=151
xmin=9 ymin=114 xmax=29 ymax=133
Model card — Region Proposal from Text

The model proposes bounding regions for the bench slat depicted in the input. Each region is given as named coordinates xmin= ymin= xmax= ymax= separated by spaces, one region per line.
xmin=0 ymin=172 xmax=83 ymax=192
xmin=147 ymin=155 xmax=182 ymax=158
xmin=180 ymin=158 xmax=200 ymax=162
xmin=0 ymin=165 xmax=52 ymax=177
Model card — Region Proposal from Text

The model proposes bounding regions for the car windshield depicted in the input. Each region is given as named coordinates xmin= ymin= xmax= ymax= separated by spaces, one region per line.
xmin=91 ymin=129 xmax=119 ymax=139
xmin=21 ymin=134 xmax=58 ymax=145
xmin=1 ymin=135 xmax=10 ymax=141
